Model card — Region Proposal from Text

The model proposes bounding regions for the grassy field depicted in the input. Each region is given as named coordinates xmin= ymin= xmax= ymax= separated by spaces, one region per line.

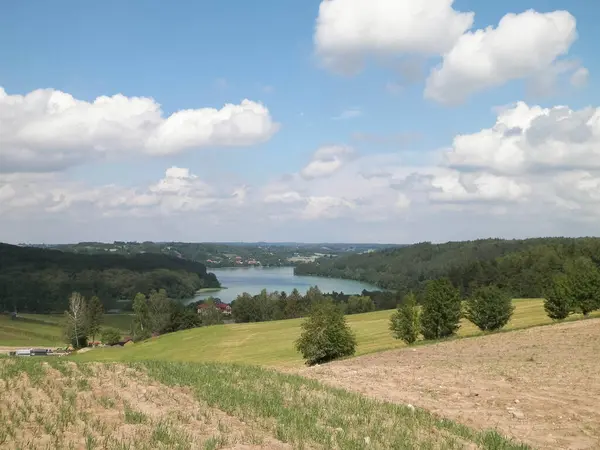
xmin=75 ymin=298 xmax=598 ymax=367
xmin=0 ymin=314 xmax=134 ymax=347
xmin=0 ymin=357 xmax=528 ymax=449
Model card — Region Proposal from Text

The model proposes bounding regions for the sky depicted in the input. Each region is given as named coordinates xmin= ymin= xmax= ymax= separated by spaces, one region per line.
xmin=0 ymin=0 xmax=599 ymax=244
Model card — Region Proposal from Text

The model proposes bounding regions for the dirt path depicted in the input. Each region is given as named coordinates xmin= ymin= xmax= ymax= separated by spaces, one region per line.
xmin=292 ymin=319 xmax=600 ymax=450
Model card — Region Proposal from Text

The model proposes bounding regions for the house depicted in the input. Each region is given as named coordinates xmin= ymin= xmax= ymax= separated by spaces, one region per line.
xmin=197 ymin=303 xmax=232 ymax=315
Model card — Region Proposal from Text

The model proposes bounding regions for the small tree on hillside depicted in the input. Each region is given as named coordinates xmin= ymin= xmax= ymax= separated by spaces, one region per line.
xmin=296 ymin=299 xmax=356 ymax=366
xmin=389 ymin=292 xmax=420 ymax=344
xmin=199 ymin=298 xmax=224 ymax=326
xmin=101 ymin=327 xmax=122 ymax=346
xmin=465 ymin=285 xmax=514 ymax=331
xmin=86 ymin=295 xmax=104 ymax=343
xmin=64 ymin=292 xmax=88 ymax=348
xmin=544 ymin=273 xmax=572 ymax=320
xmin=420 ymin=278 xmax=462 ymax=340
xmin=148 ymin=289 xmax=171 ymax=334
xmin=564 ymin=257 xmax=600 ymax=316
xmin=132 ymin=292 xmax=150 ymax=341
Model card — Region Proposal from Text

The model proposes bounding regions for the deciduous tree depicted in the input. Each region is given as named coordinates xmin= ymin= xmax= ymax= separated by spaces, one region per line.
xmin=296 ymin=300 xmax=356 ymax=366
xmin=86 ymin=295 xmax=104 ymax=343
xmin=389 ymin=292 xmax=420 ymax=344
xmin=63 ymin=292 xmax=88 ymax=348
xmin=544 ymin=273 xmax=572 ymax=320
xmin=465 ymin=285 xmax=514 ymax=331
xmin=420 ymin=278 xmax=462 ymax=340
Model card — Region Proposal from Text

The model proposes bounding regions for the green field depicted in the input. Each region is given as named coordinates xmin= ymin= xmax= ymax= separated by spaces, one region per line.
xmin=75 ymin=298 xmax=597 ymax=367
xmin=0 ymin=313 xmax=134 ymax=347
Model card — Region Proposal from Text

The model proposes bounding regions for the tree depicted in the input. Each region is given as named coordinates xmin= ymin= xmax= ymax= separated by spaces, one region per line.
xmin=132 ymin=292 xmax=150 ymax=340
xmin=389 ymin=292 xmax=420 ymax=344
xmin=86 ymin=295 xmax=104 ymax=343
xmin=296 ymin=300 xmax=356 ymax=366
xmin=347 ymin=295 xmax=375 ymax=314
xmin=564 ymin=257 xmax=600 ymax=316
xmin=101 ymin=327 xmax=122 ymax=345
xmin=465 ymin=285 xmax=514 ymax=331
xmin=64 ymin=292 xmax=88 ymax=348
xmin=420 ymin=278 xmax=462 ymax=340
xmin=148 ymin=289 xmax=171 ymax=333
xmin=544 ymin=273 xmax=572 ymax=320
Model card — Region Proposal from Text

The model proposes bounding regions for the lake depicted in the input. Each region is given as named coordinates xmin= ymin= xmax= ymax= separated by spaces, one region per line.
xmin=191 ymin=266 xmax=380 ymax=304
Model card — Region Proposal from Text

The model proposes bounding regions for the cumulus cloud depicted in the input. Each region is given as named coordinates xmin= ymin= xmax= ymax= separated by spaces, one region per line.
xmin=314 ymin=0 xmax=474 ymax=74
xmin=2 ymin=100 xmax=600 ymax=243
xmin=446 ymin=102 xmax=600 ymax=174
xmin=425 ymin=10 xmax=578 ymax=103
xmin=300 ymin=145 xmax=355 ymax=179
xmin=314 ymin=2 xmax=583 ymax=103
xmin=0 ymin=87 xmax=279 ymax=173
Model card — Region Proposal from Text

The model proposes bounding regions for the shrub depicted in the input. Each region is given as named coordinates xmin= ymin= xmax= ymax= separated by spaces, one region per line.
xmin=296 ymin=299 xmax=356 ymax=366
xmin=544 ymin=273 xmax=572 ymax=320
xmin=465 ymin=285 xmax=514 ymax=331
xmin=420 ymin=278 xmax=462 ymax=340
xmin=101 ymin=327 xmax=122 ymax=346
xmin=389 ymin=292 xmax=420 ymax=344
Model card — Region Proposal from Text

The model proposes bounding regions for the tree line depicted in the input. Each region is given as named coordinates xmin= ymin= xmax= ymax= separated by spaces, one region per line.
xmin=229 ymin=287 xmax=396 ymax=323
xmin=294 ymin=237 xmax=600 ymax=299
xmin=296 ymin=255 xmax=600 ymax=365
xmin=63 ymin=290 xmax=226 ymax=348
xmin=0 ymin=243 xmax=220 ymax=313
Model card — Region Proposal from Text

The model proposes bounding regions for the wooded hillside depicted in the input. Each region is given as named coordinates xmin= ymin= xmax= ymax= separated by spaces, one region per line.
xmin=294 ymin=237 xmax=600 ymax=299
xmin=0 ymin=243 xmax=220 ymax=313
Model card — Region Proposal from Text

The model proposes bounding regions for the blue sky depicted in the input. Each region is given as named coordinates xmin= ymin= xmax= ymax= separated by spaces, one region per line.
xmin=0 ymin=0 xmax=599 ymax=243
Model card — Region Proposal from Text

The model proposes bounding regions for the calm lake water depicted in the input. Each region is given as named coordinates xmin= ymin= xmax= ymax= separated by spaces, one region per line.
xmin=191 ymin=266 xmax=380 ymax=304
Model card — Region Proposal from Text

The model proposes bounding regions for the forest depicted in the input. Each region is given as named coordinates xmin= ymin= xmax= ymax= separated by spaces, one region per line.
xmin=0 ymin=243 xmax=220 ymax=313
xmin=294 ymin=237 xmax=600 ymax=299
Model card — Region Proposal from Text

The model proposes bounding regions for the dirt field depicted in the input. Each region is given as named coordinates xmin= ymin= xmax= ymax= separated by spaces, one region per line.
xmin=294 ymin=319 xmax=600 ymax=450
xmin=0 ymin=360 xmax=290 ymax=449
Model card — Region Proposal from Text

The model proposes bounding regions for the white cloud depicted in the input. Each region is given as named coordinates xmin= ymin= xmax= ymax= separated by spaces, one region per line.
xmin=314 ymin=3 xmax=583 ymax=103
xmin=0 ymin=86 xmax=279 ymax=173
xmin=332 ymin=107 xmax=362 ymax=120
xmin=300 ymin=145 xmax=355 ymax=179
xmin=446 ymin=102 xmax=600 ymax=174
xmin=570 ymin=67 xmax=589 ymax=88
xmin=2 ymin=101 xmax=600 ymax=243
xmin=314 ymin=0 xmax=474 ymax=74
xmin=425 ymin=10 xmax=578 ymax=104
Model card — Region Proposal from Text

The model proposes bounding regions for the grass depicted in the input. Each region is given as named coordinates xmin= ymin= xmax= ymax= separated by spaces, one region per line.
xmin=0 ymin=357 xmax=528 ymax=449
xmin=0 ymin=313 xmax=134 ymax=346
xmin=74 ymin=298 xmax=599 ymax=367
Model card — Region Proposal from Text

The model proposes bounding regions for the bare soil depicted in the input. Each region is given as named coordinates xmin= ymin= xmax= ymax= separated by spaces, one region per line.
xmin=293 ymin=318 xmax=600 ymax=450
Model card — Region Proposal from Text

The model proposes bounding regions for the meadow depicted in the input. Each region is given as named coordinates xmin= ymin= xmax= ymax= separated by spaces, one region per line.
xmin=74 ymin=298 xmax=599 ymax=367
xmin=0 ymin=313 xmax=133 ymax=347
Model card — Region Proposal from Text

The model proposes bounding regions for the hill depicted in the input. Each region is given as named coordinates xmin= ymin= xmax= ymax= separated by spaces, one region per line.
xmin=0 ymin=357 xmax=526 ymax=449
xmin=294 ymin=237 xmax=600 ymax=298
xmin=24 ymin=241 xmax=402 ymax=268
xmin=0 ymin=243 xmax=220 ymax=313
xmin=74 ymin=298 xmax=599 ymax=367
xmin=0 ymin=313 xmax=133 ymax=347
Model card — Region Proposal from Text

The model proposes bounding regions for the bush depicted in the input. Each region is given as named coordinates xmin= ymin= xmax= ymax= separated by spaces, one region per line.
xmin=465 ymin=285 xmax=514 ymax=331
xmin=101 ymin=327 xmax=122 ymax=345
xmin=296 ymin=299 xmax=356 ymax=366
xmin=389 ymin=292 xmax=420 ymax=344
xmin=420 ymin=278 xmax=462 ymax=340
xmin=544 ymin=273 xmax=572 ymax=320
